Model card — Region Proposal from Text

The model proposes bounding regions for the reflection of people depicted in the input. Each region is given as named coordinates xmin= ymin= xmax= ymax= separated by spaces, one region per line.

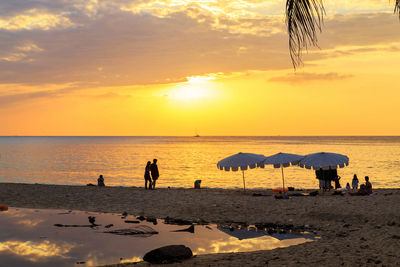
xmin=365 ymin=176 xmax=372 ymax=194
xmin=144 ymin=161 xmax=152 ymax=190
xmin=150 ymin=159 xmax=159 ymax=189
xmin=352 ymin=174 xmax=359 ymax=189
xmin=97 ymin=175 xmax=105 ymax=186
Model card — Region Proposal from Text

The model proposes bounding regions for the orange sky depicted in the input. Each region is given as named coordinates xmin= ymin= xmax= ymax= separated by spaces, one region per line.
xmin=1 ymin=0 xmax=400 ymax=136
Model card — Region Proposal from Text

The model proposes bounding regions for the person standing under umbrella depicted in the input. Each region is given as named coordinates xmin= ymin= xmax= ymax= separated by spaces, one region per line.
xmin=150 ymin=159 xmax=159 ymax=189
xmin=334 ymin=175 xmax=341 ymax=189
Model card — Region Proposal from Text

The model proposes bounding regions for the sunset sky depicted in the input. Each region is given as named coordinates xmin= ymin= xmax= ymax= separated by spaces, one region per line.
xmin=1 ymin=0 xmax=400 ymax=136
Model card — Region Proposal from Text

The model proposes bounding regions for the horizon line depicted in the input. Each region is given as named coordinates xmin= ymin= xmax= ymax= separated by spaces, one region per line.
xmin=1 ymin=135 xmax=400 ymax=137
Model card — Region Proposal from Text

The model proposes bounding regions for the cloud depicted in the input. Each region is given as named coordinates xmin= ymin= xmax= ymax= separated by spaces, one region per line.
xmin=0 ymin=9 xmax=75 ymax=31
xmin=16 ymin=42 xmax=43 ymax=52
xmin=119 ymin=0 xmax=285 ymax=35
xmin=88 ymin=92 xmax=131 ymax=99
xmin=0 ymin=42 xmax=43 ymax=62
xmin=269 ymin=72 xmax=354 ymax=83
xmin=0 ymin=1 xmax=399 ymax=88
xmin=0 ymin=84 xmax=81 ymax=108
xmin=0 ymin=7 xmax=290 ymax=86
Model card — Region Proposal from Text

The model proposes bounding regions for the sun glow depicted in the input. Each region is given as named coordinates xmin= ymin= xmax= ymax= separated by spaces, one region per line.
xmin=167 ymin=75 xmax=215 ymax=100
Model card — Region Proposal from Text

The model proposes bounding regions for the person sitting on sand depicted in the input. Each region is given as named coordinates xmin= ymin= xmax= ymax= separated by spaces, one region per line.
xmin=350 ymin=184 xmax=368 ymax=196
xmin=358 ymin=184 xmax=367 ymax=195
xmin=144 ymin=161 xmax=152 ymax=190
xmin=150 ymin=159 xmax=159 ymax=189
xmin=365 ymin=176 xmax=372 ymax=194
xmin=97 ymin=175 xmax=105 ymax=186
xmin=346 ymin=182 xmax=351 ymax=190
xmin=352 ymin=174 xmax=359 ymax=189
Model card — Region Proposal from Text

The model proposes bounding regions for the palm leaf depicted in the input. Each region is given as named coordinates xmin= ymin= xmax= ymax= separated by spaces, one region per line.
xmin=286 ymin=0 xmax=325 ymax=68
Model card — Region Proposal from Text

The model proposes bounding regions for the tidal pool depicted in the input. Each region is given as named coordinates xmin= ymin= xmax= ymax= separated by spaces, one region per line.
xmin=0 ymin=208 xmax=319 ymax=266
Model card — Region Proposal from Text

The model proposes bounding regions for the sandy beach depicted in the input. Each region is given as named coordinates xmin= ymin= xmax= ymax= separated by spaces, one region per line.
xmin=0 ymin=183 xmax=399 ymax=266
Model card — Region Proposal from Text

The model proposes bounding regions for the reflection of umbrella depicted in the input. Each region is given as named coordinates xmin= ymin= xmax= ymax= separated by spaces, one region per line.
xmin=217 ymin=226 xmax=266 ymax=240
xmin=271 ymin=233 xmax=302 ymax=240
xmin=299 ymin=152 xmax=349 ymax=170
xmin=271 ymin=232 xmax=317 ymax=241
xmin=217 ymin=152 xmax=266 ymax=191
xmin=261 ymin=153 xmax=304 ymax=191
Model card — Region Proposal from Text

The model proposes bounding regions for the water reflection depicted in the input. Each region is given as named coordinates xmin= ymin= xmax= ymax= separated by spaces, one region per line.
xmin=0 ymin=240 xmax=73 ymax=262
xmin=196 ymin=236 xmax=312 ymax=254
xmin=16 ymin=218 xmax=44 ymax=227
xmin=0 ymin=208 xmax=318 ymax=266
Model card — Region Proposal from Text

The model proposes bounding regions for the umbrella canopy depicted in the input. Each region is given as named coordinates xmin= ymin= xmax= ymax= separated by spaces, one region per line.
xmin=261 ymin=152 xmax=304 ymax=192
xmin=217 ymin=152 xmax=266 ymax=171
xmin=217 ymin=152 xmax=266 ymax=191
xmin=299 ymin=152 xmax=349 ymax=170
xmin=261 ymin=152 xmax=304 ymax=168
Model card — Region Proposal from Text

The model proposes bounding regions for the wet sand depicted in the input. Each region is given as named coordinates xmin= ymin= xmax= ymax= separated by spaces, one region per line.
xmin=0 ymin=183 xmax=399 ymax=266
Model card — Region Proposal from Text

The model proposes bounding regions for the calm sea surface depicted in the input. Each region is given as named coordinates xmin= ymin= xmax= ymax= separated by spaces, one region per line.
xmin=0 ymin=136 xmax=399 ymax=189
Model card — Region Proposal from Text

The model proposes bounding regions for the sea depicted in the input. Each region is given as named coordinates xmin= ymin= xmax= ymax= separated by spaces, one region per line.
xmin=0 ymin=136 xmax=399 ymax=189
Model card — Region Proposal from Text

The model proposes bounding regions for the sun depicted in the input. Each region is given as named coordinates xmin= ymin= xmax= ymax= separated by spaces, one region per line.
xmin=168 ymin=75 xmax=214 ymax=101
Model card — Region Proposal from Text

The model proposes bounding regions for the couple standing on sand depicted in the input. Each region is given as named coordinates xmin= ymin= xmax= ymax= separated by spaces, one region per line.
xmin=144 ymin=159 xmax=159 ymax=190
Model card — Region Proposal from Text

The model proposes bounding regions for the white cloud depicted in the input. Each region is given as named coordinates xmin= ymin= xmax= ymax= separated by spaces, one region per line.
xmin=0 ymin=8 xmax=75 ymax=31
xmin=0 ymin=42 xmax=43 ymax=62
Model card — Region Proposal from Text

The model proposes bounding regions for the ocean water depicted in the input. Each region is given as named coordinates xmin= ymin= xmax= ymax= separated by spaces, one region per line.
xmin=0 ymin=136 xmax=399 ymax=189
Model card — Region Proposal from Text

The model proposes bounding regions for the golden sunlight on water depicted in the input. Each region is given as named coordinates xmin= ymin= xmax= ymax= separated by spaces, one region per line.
xmin=0 ymin=136 xmax=399 ymax=189
xmin=0 ymin=240 xmax=74 ymax=262
xmin=195 ymin=236 xmax=313 ymax=254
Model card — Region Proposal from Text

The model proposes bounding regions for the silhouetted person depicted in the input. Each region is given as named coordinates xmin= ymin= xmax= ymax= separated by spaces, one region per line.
xmin=350 ymin=184 xmax=367 ymax=196
xmin=97 ymin=175 xmax=105 ymax=186
xmin=365 ymin=176 xmax=372 ymax=194
xmin=334 ymin=176 xmax=341 ymax=189
xmin=144 ymin=161 xmax=152 ymax=189
xmin=352 ymin=174 xmax=359 ymax=189
xmin=150 ymin=159 xmax=159 ymax=189
xmin=346 ymin=182 xmax=351 ymax=190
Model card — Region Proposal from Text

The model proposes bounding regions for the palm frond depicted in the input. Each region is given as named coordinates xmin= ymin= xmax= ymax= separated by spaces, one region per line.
xmin=395 ymin=0 xmax=400 ymax=17
xmin=286 ymin=0 xmax=325 ymax=68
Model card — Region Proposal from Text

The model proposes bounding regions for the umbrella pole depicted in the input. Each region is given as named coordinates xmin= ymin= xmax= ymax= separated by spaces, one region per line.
xmin=242 ymin=171 xmax=246 ymax=192
xmin=281 ymin=165 xmax=285 ymax=195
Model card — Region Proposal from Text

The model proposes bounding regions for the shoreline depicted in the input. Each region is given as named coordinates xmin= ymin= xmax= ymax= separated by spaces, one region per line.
xmin=2 ymin=181 xmax=399 ymax=190
xmin=0 ymin=183 xmax=399 ymax=266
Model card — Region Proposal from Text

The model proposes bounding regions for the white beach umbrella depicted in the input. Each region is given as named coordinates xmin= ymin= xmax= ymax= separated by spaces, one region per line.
xmin=298 ymin=152 xmax=349 ymax=170
xmin=261 ymin=152 xmax=304 ymax=191
xmin=217 ymin=152 xmax=267 ymax=191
